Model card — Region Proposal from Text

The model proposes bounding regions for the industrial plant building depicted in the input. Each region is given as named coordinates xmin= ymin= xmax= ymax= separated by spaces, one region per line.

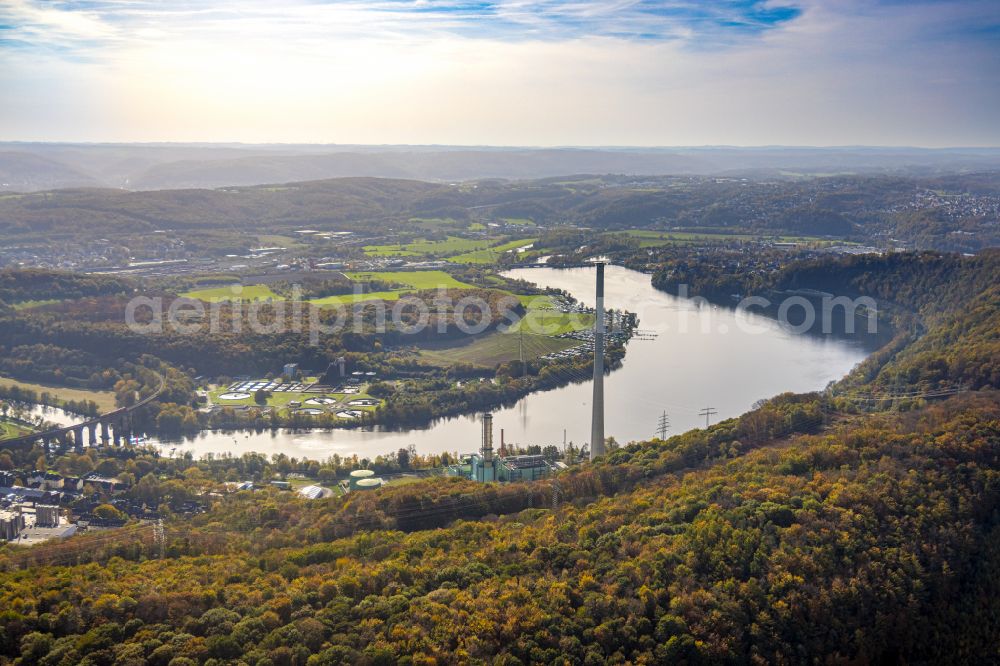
xmin=447 ymin=413 xmax=559 ymax=483
xmin=0 ymin=509 xmax=25 ymax=541
xmin=0 ymin=504 xmax=75 ymax=545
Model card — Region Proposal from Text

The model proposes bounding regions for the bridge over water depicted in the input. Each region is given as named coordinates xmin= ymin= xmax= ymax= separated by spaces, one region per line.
xmin=0 ymin=373 xmax=164 ymax=454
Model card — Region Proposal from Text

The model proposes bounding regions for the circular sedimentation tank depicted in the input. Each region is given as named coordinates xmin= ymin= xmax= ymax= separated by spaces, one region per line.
xmin=354 ymin=477 xmax=383 ymax=491
xmin=349 ymin=469 xmax=375 ymax=490
xmin=295 ymin=408 xmax=324 ymax=416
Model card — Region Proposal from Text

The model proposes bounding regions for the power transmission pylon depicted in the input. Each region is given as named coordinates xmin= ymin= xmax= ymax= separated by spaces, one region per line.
xmin=153 ymin=518 xmax=165 ymax=559
xmin=699 ymin=406 xmax=718 ymax=428
xmin=552 ymin=479 xmax=561 ymax=510
xmin=656 ymin=411 xmax=670 ymax=439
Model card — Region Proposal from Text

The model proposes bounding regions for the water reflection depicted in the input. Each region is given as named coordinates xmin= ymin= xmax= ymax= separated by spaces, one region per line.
xmin=151 ymin=265 xmax=873 ymax=460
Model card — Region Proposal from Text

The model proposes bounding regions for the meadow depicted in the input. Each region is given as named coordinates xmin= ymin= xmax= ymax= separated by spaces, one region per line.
xmin=343 ymin=270 xmax=472 ymax=290
xmin=618 ymin=229 xmax=851 ymax=247
xmin=506 ymin=294 xmax=594 ymax=335
xmin=0 ymin=419 xmax=31 ymax=439
xmin=417 ymin=330 xmax=576 ymax=367
xmin=447 ymin=238 xmax=538 ymax=264
xmin=180 ymin=284 xmax=282 ymax=302
xmin=362 ymin=236 xmax=489 ymax=257
xmin=183 ymin=271 xmax=475 ymax=306
xmin=0 ymin=376 xmax=118 ymax=413
xmin=363 ymin=235 xmax=538 ymax=264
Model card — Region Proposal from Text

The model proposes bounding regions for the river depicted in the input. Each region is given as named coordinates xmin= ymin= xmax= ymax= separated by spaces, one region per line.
xmin=149 ymin=264 xmax=874 ymax=460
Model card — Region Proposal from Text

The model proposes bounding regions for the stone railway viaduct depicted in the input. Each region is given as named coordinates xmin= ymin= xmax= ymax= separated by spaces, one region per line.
xmin=0 ymin=373 xmax=164 ymax=454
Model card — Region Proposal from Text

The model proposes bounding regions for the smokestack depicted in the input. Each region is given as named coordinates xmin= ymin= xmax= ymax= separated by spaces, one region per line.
xmin=500 ymin=428 xmax=505 ymax=457
xmin=591 ymin=262 xmax=606 ymax=460
xmin=482 ymin=413 xmax=494 ymax=462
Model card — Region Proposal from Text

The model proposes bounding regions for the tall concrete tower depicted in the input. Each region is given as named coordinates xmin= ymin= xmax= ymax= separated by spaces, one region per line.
xmin=477 ymin=412 xmax=496 ymax=482
xmin=590 ymin=262 xmax=606 ymax=460
xmin=482 ymin=412 xmax=494 ymax=463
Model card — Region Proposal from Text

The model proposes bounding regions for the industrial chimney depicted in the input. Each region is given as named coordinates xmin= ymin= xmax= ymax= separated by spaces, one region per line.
xmin=482 ymin=413 xmax=494 ymax=463
xmin=591 ymin=262 xmax=606 ymax=460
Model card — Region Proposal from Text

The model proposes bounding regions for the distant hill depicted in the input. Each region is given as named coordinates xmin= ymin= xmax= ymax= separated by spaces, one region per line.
xmin=0 ymin=151 xmax=101 ymax=191
xmin=1 ymin=172 xmax=998 ymax=251
xmin=2 ymin=143 xmax=999 ymax=191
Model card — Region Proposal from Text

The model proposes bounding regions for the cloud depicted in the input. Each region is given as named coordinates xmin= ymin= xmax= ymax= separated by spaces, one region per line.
xmin=0 ymin=0 xmax=804 ymax=54
xmin=0 ymin=0 xmax=997 ymax=145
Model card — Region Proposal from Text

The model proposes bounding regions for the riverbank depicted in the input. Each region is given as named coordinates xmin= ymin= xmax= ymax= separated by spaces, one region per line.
xmin=147 ymin=265 xmax=872 ymax=460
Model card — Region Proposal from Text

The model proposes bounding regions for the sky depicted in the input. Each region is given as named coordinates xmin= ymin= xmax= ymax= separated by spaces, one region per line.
xmin=0 ymin=0 xmax=998 ymax=146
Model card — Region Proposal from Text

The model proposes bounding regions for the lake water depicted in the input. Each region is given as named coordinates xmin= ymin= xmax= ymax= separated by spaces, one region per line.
xmin=149 ymin=265 xmax=873 ymax=460
xmin=14 ymin=403 xmax=87 ymax=429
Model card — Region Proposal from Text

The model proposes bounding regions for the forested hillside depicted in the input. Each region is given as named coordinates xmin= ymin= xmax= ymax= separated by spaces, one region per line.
xmin=653 ymin=249 xmax=1000 ymax=396
xmin=1 ymin=251 xmax=999 ymax=664
xmin=2 ymin=172 xmax=998 ymax=250
xmin=1 ymin=394 xmax=998 ymax=664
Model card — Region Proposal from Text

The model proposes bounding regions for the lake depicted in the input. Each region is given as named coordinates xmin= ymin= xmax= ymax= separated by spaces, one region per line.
xmin=149 ymin=264 xmax=873 ymax=460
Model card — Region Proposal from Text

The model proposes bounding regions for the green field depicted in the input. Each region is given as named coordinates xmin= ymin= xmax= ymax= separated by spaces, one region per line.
xmin=0 ymin=419 xmax=31 ymax=439
xmin=363 ymin=235 xmax=538 ymax=263
xmin=182 ymin=271 xmax=475 ymax=307
xmin=363 ymin=236 xmax=489 ymax=257
xmin=617 ymin=229 xmax=849 ymax=248
xmin=618 ymin=230 xmax=757 ymax=247
xmin=344 ymin=270 xmax=473 ymax=290
xmin=0 ymin=376 xmax=118 ymax=413
xmin=181 ymin=284 xmax=282 ymax=302
xmin=447 ymin=238 xmax=538 ymax=264
xmin=310 ymin=270 xmax=474 ymax=305
xmin=506 ymin=295 xmax=594 ymax=335
xmin=509 ymin=309 xmax=594 ymax=336
xmin=416 ymin=294 xmax=589 ymax=366
xmin=309 ymin=291 xmax=409 ymax=306
xmin=11 ymin=299 xmax=60 ymax=310
xmin=417 ymin=331 xmax=577 ymax=368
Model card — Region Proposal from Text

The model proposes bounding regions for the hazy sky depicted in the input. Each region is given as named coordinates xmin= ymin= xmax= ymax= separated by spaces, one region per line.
xmin=1 ymin=0 xmax=998 ymax=146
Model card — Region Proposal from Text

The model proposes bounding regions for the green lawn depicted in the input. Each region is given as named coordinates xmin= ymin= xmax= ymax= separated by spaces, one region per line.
xmin=447 ymin=238 xmax=538 ymax=264
xmin=181 ymin=284 xmax=282 ymax=302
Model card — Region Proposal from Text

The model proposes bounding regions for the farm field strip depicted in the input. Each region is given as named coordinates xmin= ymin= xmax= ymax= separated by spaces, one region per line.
xmin=0 ymin=376 xmax=118 ymax=413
